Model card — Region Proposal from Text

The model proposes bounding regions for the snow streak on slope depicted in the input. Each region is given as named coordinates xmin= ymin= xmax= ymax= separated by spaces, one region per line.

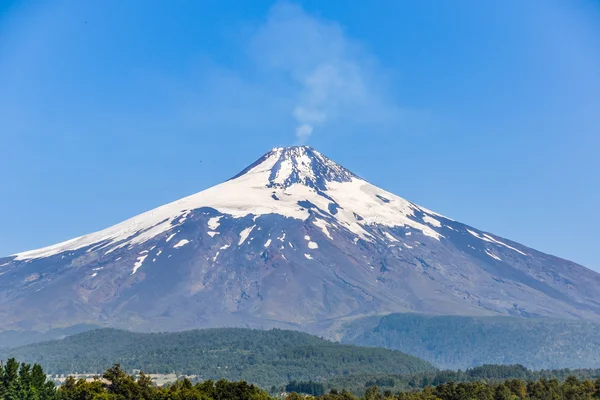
xmin=12 ymin=146 xmax=447 ymax=260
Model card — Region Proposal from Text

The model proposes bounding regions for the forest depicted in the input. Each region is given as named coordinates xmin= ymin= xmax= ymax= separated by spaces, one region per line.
xmin=1 ymin=328 xmax=434 ymax=387
xmin=3 ymin=359 xmax=600 ymax=400
xmin=321 ymin=364 xmax=600 ymax=395
xmin=342 ymin=313 xmax=600 ymax=370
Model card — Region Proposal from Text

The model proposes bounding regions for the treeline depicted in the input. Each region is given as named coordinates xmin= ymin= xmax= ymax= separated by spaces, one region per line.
xmin=57 ymin=365 xmax=272 ymax=400
xmin=5 ymin=359 xmax=600 ymax=400
xmin=392 ymin=378 xmax=600 ymax=400
xmin=404 ymin=364 xmax=600 ymax=388
xmin=286 ymin=381 xmax=326 ymax=396
xmin=0 ymin=358 xmax=56 ymax=400
xmin=325 ymin=364 xmax=600 ymax=394
xmin=53 ymin=369 xmax=600 ymax=400
xmin=0 ymin=359 xmax=271 ymax=400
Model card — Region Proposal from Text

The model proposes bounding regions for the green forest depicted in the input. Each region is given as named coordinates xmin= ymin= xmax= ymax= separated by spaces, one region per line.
xmin=4 ymin=359 xmax=600 ymax=400
xmin=342 ymin=314 xmax=600 ymax=370
xmin=1 ymin=328 xmax=433 ymax=388
xmin=322 ymin=365 xmax=600 ymax=395
xmin=6 ymin=327 xmax=600 ymax=399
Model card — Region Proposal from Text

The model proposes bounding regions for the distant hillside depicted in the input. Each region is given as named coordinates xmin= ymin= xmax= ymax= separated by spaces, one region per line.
xmin=0 ymin=324 xmax=97 ymax=348
xmin=1 ymin=328 xmax=434 ymax=387
xmin=341 ymin=313 xmax=600 ymax=370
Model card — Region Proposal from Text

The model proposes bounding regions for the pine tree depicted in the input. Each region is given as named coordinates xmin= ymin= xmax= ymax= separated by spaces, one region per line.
xmin=31 ymin=363 xmax=56 ymax=400
xmin=18 ymin=362 xmax=35 ymax=400
xmin=3 ymin=358 xmax=20 ymax=400
xmin=0 ymin=360 xmax=6 ymax=399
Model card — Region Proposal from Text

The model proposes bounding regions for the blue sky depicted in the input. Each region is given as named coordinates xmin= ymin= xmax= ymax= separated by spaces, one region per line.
xmin=1 ymin=0 xmax=599 ymax=270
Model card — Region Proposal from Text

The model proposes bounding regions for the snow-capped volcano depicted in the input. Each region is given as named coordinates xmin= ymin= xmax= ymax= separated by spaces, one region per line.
xmin=2 ymin=146 xmax=600 ymax=335
xmin=12 ymin=146 xmax=442 ymax=261
xmin=231 ymin=146 xmax=359 ymax=189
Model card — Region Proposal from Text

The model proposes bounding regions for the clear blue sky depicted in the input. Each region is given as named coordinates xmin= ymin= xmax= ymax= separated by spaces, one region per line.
xmin=1 ymin=0 xmax=599 ymax=270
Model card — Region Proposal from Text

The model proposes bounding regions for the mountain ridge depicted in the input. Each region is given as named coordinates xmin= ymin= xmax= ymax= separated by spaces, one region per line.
xmin=1 ymin=145 xmax=599 ymax=335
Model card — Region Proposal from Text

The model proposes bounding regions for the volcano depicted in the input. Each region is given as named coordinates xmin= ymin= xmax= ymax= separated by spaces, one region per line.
xmin=1 ymin=146 xmax=599 ymax=335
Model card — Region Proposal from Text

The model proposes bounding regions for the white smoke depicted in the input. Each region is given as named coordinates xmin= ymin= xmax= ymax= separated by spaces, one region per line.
xmin=251 ymin=2 xmax=400 ymax=143
xmin=295 ymin=123 xmax=313 ymax=141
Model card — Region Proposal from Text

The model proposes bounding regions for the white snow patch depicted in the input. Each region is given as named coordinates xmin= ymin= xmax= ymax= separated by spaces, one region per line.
xmin=104 ymin=242 xmax=128 ymax=255
xmin=278 ymin=232 xmax=286 ymax=242
xmin=308 ymin=241 xmax=318 ymax=249
xmin=156 ymin=250 xmax=162 ymax=256
xmin=467 ymin=229 xmax=527 ymax=256
xmin=485 ymin=250 xmax=502 ymax=261
xmin=422 ymin=230 xmax=440 ymax=239
xmin=423 ymin=215 xmax=442 ymax=227
xmin=313 ymin=218 xmax=333 ymax=240
xmin=323 ymin=179 xmax=444 ymax=240
xmin=177 ymin=210 xmax=191 ymax=224
xmin=383 ymin=231 xmax=399 ymax=242
xmin=166 ymin=233 xmax=177 ymax=243
xmin=173 ymin=239 xmax=190 ymax=248
xmin=92 ymin=267 xmax=104 ymax=271
xmin=91 ymin=272 xmax=98 ymax=278
xmin=403 ymin=243 xmax=413 ymax=249
xmin=304 ymin=235 xmax=311 ymax=241
xmin=288 ymin=242 xmax=294 ymax=248
xmin=220 ymin=244 xmax=230 ymax=250
xmin=297 ymin=153 xmax=315 ymax=179
xmin=264 ymin=239 xmax=272 ymax=248
xmin=213 ymin=251 xmax=220 ymax=262
xmin=304 ymin=253 xmax=313 ymax=260
xmin=238 ymin=225 xmax=255 ymax=245
xmin=207 ymin=231 xmax=220 ymax=237
xmin=208 ymin=216 xmax=222 ymax=230
xmin=132 ymin=254 xmax=148 ymax=275
xmin=273 ymin=159 xmax=294 ymax=186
